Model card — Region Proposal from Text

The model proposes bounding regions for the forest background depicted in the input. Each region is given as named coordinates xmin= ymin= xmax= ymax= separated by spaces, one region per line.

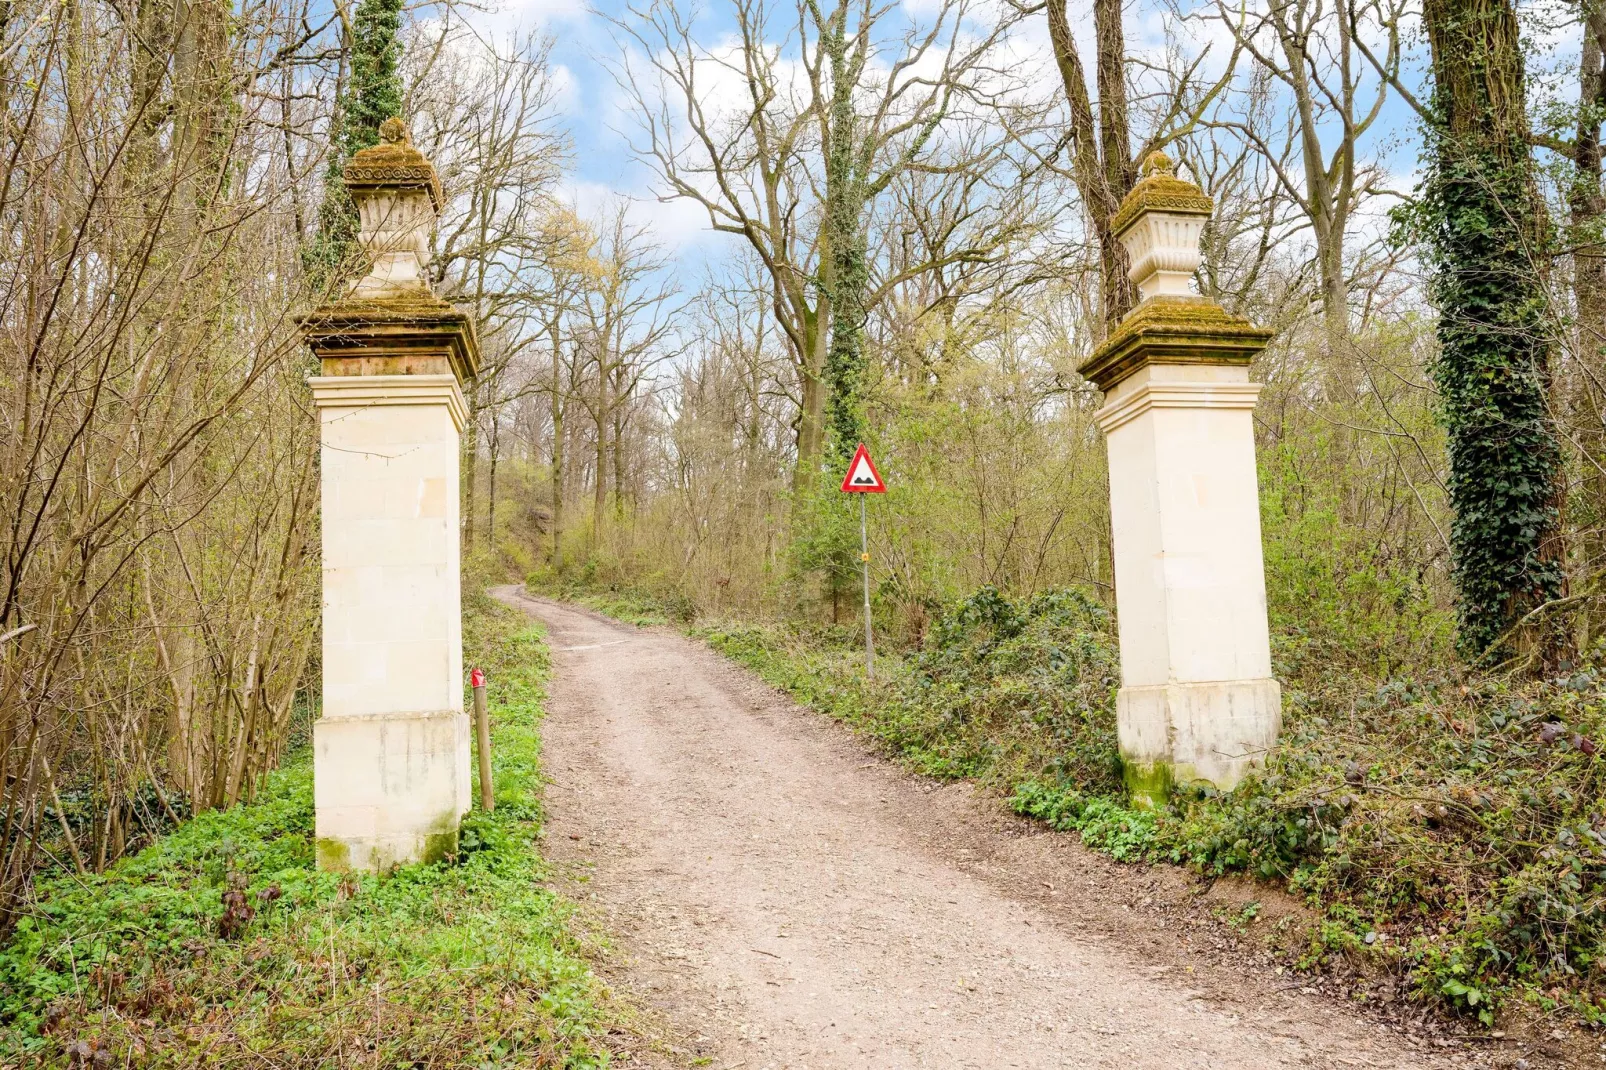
xmin=4 ymin=0 xmax=1606 ymax=1029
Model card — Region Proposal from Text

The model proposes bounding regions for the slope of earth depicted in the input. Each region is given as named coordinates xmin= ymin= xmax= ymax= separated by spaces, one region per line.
xmin=493 ymin=586 xmax=1545 ymax=1070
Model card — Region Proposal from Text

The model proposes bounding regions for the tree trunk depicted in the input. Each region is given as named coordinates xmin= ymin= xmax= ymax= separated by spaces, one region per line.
xmin=1572 ymin=0 xmax=1606 ymax=644
xmin=1046 ymin=0 xmax=1137 ymax=331
xmin=612 ymin=407 xmax=627 ymax=522
xmin=463 ymin=398 xmax=478 ymax=553
xmin=487 ymin=411 xmax=500 ymax=551
xmin=551 ymin=330 xmax=565 ymax=573
xmin=1421 ymin=0 xmax=1569 ymax=662
xmin=594 ymin=351 xmax=609 ymax=544
xmin=792 ymin=306 xmax=828 ymax=488
xmin=821 ymin=7 xmax=870 ymax=466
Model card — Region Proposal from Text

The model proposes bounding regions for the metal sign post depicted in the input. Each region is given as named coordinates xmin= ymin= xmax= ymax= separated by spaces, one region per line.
xmin=859 ymin=493 xmax=874 ymax=679
xmin=840 ymin=443 xmax=887 ymax=682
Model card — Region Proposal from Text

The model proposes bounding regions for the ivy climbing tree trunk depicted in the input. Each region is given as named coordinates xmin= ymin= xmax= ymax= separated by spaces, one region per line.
xmin=1420 ymin=0 xmax=1568 ymax=661
xmin=307 ymin=0 xmax=405 ymax=286
xmin=819 ymin=2 xmax=869 ymax=466
xmin=1570 ymin=1 xmax=1606 ymax=644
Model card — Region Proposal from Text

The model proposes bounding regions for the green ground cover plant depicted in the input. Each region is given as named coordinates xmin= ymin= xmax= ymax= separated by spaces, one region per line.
xmin=526 ymin=572 xmax=695 ymax=629
xmin=0 ymin=595 xmax=613 ymax=1068
xmin=638 ymin=584 xmax=1606 ymax=1028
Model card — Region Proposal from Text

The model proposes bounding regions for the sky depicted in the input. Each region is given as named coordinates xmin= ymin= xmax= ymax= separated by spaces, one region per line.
xmin=453 ymin=0 xmax=1591 ymax=299
xmin=464 ymin=0 xmax=741 ymax=278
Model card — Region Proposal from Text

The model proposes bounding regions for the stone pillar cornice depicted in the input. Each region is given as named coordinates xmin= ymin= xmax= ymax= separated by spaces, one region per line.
xmin=1078 ymin=296 xmax=1273 ymax=393
xmin=307 ymin=373 xmax=470 ymax=433
xmin=298 ymin=296 xmax=481 ymax=385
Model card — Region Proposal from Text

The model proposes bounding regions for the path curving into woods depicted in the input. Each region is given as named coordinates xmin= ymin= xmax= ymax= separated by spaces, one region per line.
xmin=493 ymin=586 xmax=1506 ymax=1070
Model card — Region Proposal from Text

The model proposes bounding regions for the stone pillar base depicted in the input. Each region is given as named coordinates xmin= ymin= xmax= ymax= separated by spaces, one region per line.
xmin=314 ymin=710 xmax=471 ymax=871
xmin=1118 ymin=678 xmax=1282 ymax=808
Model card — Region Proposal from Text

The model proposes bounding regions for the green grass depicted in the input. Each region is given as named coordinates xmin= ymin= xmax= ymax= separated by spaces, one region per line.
xmin=525 ymin=572 xmax=695 ymax=629
xmin=0 ymin=596 xmax=613 ymax=1068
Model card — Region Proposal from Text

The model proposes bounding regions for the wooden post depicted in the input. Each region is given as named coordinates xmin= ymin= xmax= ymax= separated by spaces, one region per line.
xmin=471 ymin=667 xmax=493 ymax=811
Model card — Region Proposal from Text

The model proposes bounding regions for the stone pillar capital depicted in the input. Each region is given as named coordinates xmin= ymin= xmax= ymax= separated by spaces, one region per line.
xmin=1080 ymin=153 xmax=1272 ymax=394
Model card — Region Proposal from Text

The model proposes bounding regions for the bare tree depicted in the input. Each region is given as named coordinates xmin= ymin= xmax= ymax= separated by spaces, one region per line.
xmin=1039 ymin=0 xmax=1237 ymax=330
xmin=0 ymin=0 xmax=339 ymax=917
xmin=409 ymin=22 xmax=569 ymax=554
xmin=576 ymin=204 xmax=681 ymax=541
xmin=614 ymin=0 xmax=1021 ymax=479
xmin=1210 ymin=0 xmax=1406 ymax=347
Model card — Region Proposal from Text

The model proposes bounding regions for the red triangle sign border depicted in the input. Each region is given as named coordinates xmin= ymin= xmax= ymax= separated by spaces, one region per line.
xmin=840 ymin=442 xmax=887 ymax=493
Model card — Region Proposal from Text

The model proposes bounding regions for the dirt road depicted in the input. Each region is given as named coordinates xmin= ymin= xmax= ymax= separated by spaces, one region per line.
xmin=495 ymin=588 xmax=1505 ymax=1070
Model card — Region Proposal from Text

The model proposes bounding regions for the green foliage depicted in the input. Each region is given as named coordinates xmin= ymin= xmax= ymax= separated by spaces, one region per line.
xmin=1007 ymin=781 xmax=1157 ymax=861
xmin=700 ymin=585 xmax=1121 ymax=788
xmin=1258 ymin=428 xmax=1456 ymax=677
xmin=339 ymin=0 xmax=407 ymax=162
xmin=911 ymin=586 xmax=1122 ymax=787
xmin=786 ymin=476 xmax=864 ymax=623
xmin=527 ymin=571 xmax=696 ymax=627
xmin=0 ymin=602 xmax=612 ymax=1068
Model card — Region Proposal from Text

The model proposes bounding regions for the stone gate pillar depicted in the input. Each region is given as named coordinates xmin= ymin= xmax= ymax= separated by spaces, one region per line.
xmin=1079 ymin=153 xmax=1280 ymax=808
xmin=300 ymin=118 xmax=480 ymax=870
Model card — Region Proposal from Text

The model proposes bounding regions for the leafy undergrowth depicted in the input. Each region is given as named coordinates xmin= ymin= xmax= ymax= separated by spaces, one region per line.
xmin=526 ymin=573 xmax=694 ymax=629
xmin=0 ymin=596 xmax=613 ymax=1068
xmin=686 ymin=586 xmax=1606 ymax=1029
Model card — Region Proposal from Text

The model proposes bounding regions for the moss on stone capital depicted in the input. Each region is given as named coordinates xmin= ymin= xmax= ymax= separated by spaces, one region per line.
xmin=1110 ymin=151 xmax=1214 ymax=238
xmin=343 ymin=117 xmax=443 ymax=210
xmin=298 ymin=293 xmax=480 ymax=383
xmin=1078 ymin=296 xmax=1274 ymax=392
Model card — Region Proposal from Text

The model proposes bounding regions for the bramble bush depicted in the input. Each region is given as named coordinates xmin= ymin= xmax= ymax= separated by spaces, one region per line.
xmin=701 ymin=585 xmax=1122 ymax=787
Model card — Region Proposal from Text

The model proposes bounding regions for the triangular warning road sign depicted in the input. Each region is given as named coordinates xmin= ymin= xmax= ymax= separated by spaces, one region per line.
xmin=840 ymin=443 xmax=887 ymax=493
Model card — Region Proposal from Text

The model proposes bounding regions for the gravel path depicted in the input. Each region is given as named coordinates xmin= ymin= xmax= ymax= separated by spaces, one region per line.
xmin=494 ymin=587 xmax=1505 ymax=1070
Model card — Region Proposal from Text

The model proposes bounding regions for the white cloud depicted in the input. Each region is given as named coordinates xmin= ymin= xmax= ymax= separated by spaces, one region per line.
xmin=492 ymin=0 xmax=591 ymax=26
xmin=550 ymin=63 xmax=581 ymax=114
xmin=565 ymin=179 xmax=725 ymax=253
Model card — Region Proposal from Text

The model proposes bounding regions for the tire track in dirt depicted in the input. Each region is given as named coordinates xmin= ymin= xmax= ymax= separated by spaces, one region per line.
xmin=496 ymin=587 xmax=1506 ymax=1070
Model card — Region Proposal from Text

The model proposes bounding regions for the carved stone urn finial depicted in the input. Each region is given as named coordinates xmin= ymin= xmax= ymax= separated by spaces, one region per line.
xmin=1110 ymin=151 xmax=1214 ymax=302
xmin=342 ymin=117 xmax=444 ymax=300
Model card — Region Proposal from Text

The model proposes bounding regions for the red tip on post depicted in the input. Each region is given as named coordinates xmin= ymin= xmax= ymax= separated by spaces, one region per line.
xmin=470 ymin=667 xmax=486 ymax=689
